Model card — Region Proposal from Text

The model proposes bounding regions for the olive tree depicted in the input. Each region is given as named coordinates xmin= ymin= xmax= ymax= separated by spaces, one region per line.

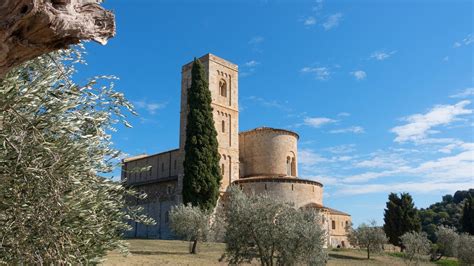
xmin=347 ymin=220 xmax=387 ymax=259
xmin=431 ymin=226 xmax=459 ymax=260
xmin=169 ymin=204 xmax=212 ymax=254
xmin=400 ymin=231 xmax=431 ymax=265
xmin=457 ymin=233 xmax=474 ymax=265
xmin=0 ymin=48 xmax=152 ymax=264
xmin=220 ymin=186 xmax=327 ymax=266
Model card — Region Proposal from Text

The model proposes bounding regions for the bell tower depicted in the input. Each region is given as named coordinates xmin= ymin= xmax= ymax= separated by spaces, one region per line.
xmin=178 ymin=54 xmax=239 ymax=193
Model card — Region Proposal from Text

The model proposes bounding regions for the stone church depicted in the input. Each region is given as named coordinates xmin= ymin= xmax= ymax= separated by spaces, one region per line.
xmin=121 ymin=54 xmax=351 ymax=247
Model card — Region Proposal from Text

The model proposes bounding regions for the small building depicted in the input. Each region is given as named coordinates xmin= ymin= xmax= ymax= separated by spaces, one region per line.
xmin=122 ymin=54 xmax=351 ymax=247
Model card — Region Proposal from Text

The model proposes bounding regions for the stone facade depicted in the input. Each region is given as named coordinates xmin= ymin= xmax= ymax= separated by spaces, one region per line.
xmin=121 ymin=54 xmax=351 ymax=247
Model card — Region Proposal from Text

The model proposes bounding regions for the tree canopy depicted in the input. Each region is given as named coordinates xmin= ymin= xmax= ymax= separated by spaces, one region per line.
xmin=0 ymin=48 xmax=152 ymax=264
xmin=383 ymin=192 xmax=421 ymax=247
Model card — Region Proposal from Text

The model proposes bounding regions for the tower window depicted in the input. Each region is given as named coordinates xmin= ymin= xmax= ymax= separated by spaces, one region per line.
xmin=221 ymin=163 xmax=225 ymax=176
xmin=161 ymin=162 xmax=164 ymax=172
xmin=332 ymin=220 xmax=336 ymax=230
xmin=222 ymin=120 xmax=225 ymax=133
xmin=219 ymin=79 xmax=227 ymax=97
xmin=286 ymin=157 xmax=291 ymax=176
xmin=174 ymin=160 xmax=177 ymax=170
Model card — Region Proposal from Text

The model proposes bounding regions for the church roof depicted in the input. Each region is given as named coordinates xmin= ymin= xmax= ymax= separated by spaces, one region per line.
xmin=239 ymin=127 xmax=300 ymax=139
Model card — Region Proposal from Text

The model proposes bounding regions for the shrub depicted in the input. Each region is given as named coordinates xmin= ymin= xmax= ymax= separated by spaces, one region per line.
xmin=457 ymin=233 xmax=474 ymax=265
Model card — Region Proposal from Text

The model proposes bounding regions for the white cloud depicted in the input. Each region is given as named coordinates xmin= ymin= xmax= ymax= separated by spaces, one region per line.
xmin=304 ymin=117 xmax=337 ymax=128
xmin=337 ymin=112 xmax=351 ymax=117
xmin=299 ymin=148 xmax=330 ymax=166
xmin=330 ymin=126 xmax=365 ymax=134
xmin=450 ymin=88 xmax=474 ymax=98
xmin=133 ymin=100 xmax=167 ymax=115
xmin=337 ymin=180 xmax=474 ymax=196
xmin=442 ymin=56 xmax=449 ymax=62
xmin=322 ymin=13 xmax=342 ymax=30
xmin=304 ymin=16 xmax=316 ymax=26
xmin=350 ymin=70 xmax=367 ymax=80
xmin=391 ymin=100 xmax=472 ymax=143
xmin=301 ymin=66 xmax=331 ymax=80
xmin=370 ymin=50 xmax=396 ymax=61
xmin=248 ymin=36 xmax=264 ymax=45
xmin=244 ymin=60 xmax=260 ymax=67
xmin=453 ymin=34 xmax=473 ymax=48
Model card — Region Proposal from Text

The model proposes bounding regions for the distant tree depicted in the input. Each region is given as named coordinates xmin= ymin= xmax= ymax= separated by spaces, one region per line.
xmin=0 ymin=49 xmax=152 ymax=264
xmin=457 ymin=233 xmax=474 ymax=265
xmin=169 ymin=204 xmax=211 ymax=254
xmin=400 ymin=231 xmax=431 ymax=265
xmin=220 ymin=186 xmax=327 ymax=266
xmin=348 ymin=220 xmax=387 ymax=259
xmin=420 ymin=189 xmax=474 ymax=241
xmin=384 ymin=193 xmax=421 ymax=249
xmin=182 ymin=58 xmax=221 ymax=211
xmin=460 ymin=196 xmax=474 ymax=234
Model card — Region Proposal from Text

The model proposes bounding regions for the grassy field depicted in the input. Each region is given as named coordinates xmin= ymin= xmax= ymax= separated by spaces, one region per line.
xmin=102 ymin=239 xmax=451 ymax=266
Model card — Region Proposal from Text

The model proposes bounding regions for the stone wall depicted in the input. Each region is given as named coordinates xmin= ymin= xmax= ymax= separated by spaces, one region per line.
xmin=239 ymin=128 xmax=298 ymax=178
xmin=235 ymin=177 xmax=323 ymax=207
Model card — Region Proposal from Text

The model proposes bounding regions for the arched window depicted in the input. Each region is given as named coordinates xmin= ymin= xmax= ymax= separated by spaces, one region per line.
xmin=221 ymin=120 xmax=225 ymax=133
xmin=221 ymin=163 xmax=225 ymax=176
xmin=286 ymin=156 xmax=291 ymax=176
xmin=291 ymin=157 xmax=296 ymax=176
xmin=219 ymin=79 xmax=227 ymax=97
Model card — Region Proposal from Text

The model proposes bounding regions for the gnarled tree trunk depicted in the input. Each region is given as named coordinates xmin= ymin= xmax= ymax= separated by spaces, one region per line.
xmin=0 ymin=0 xmax=115 ymax=77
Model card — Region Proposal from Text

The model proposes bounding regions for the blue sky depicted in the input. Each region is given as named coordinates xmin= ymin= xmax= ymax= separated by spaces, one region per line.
xmin=77 ymin=0 xmax=473 ymax=226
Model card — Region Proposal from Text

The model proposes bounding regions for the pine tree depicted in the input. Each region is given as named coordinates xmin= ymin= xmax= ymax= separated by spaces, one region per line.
xmin=384 ymin=193 xmax=421 ymax=248
xmin=182 ymin=58 xmax=221 ymax=211
xmin=460 ymin=196 xmax=474 ymax=234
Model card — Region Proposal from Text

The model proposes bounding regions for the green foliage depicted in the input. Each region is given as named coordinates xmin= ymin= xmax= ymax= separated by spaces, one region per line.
xmin=383 ymin=193 xmax=421 ymax=247
xmin=0 ymin=48 xmax=153 ymax=264
xmin=400 ymin=231 xmax=431 ymax=265
xmin=460 ymin=196 xmax=474 ymax=234
xmin=347 ymin=220 xmax=388 ymax=259
xmin=182 ymin=58 xmax=221 ymax=211
xmin=419 ymin=189 xmax=473 ymax=241
xmin=220 ymin=186 xmax=328 ymax=266
xmin=169 ymin=204 xmax=212 ymax=254
xmin=434 ymin=259 xmax=459 ymax=266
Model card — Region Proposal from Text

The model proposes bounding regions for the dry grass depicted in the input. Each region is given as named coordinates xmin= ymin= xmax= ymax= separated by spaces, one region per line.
xmin=102 ymin=239 xmax=435 ymax=266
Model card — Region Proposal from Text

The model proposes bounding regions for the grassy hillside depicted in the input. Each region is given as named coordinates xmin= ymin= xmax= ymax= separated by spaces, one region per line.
xmin=102 ymin=239 xmax=452 ymax=265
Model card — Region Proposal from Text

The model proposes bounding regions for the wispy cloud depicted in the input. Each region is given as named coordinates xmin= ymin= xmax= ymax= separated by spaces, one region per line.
xmin=324 ymin=144 xmax=357 ymax=154
xmin=133 ymin=100 xmax=167 ymax=115
xmin=248 ymin=36 xmax=264 ymax=45
xmin=246 ymin=96 xmax=291 ymax=112
xmin=370 ymin=50 xmax=397 ymax=61
xmin=350 ymin=70 xmax=367 ymax=80
xmin=338 ymin=112 xmax=351 ymax=117
xmin=301 ymin=66 xmax=331 ymax=80
xmin=304 ymin=16 xmax=317 ymax=26
xmin=330 ymin=126 xmax=365 ymax=134
xmin=244 ymin=60 xmax=260 ymax=67
xmin=391 ymin=100 xmax=472 ymax=143
xmin=323 ymin=13 xmax=342 ymax=30
xmin=453 ymin=34 xmax=473 ymax=48
xmin=450 ymin=88 xmax=474 ymax=99
xmin=304 ymin=117 xmax=337 ymax=128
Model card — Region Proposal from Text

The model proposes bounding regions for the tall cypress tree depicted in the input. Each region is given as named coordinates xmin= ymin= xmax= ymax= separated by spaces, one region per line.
xmin=460 ymin=196 xmax=474 ymax=234
xmin=182 ymin=58 xmax=221 ymax=210
xmin=383 ymin=192 xmax=421 ymax=248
